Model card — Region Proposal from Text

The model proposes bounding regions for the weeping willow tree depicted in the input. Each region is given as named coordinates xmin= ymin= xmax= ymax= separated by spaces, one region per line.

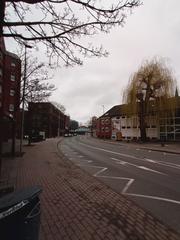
xmin=123 ymin=58 xmax=176 ymax=142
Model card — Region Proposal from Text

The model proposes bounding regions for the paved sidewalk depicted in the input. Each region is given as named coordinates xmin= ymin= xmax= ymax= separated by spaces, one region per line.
xmin=5 ymin=138 xmax=180 ymax=239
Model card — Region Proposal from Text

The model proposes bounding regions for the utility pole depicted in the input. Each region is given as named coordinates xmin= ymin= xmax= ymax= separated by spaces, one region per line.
xmin=20 ymin=44 xmax=32 ymax=154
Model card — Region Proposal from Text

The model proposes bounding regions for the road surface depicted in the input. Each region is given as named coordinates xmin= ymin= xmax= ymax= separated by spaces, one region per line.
xmin=59 ymin=135 xmax=180 ymax=233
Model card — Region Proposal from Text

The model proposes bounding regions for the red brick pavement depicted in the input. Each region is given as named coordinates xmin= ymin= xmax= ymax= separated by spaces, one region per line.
xmin=13 ymin=138 xmax=180 ymax=240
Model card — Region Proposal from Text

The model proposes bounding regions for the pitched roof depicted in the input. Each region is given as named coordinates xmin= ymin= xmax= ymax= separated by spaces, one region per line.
xmin=100 ymin=104 xmax=124 ymax=118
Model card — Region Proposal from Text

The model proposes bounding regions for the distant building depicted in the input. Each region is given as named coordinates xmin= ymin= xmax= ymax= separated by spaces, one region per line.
xmin=96 ymin=105 xmax=121 ymax=139
xmin=90 ymin=116 xmax=97 ymax=137
xmin=28 ymin=102 xmax=69 ymax=138
xmin=75 ymin=126 xmax=89 ymax=135
xmin=96 ymin=97 xmax=180 ymax=141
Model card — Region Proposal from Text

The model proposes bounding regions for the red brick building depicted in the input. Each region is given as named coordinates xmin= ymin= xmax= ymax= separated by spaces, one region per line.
xmin=96 ymin=105 xmax=121 ymax=139
xmin=28 ymin=102 xmax=70 ymax=138
xmin=0 ymin=37 xmax=21 ymax=155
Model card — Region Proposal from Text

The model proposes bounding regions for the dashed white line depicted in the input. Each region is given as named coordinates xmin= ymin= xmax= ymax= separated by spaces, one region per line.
xmin=111 ymin=157 xmax=166 ymax=175
xmin=80 ymin=142 xmax=180 ymax=171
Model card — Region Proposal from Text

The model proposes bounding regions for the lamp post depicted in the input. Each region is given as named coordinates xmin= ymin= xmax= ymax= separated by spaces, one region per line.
xmin=101 ymin=105 xmax=105 ymax=140
xmin=19 ymin=44 xmax=32 ymax=154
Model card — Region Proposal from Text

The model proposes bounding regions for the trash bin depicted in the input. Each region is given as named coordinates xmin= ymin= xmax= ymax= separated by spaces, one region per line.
xmin=0 ymin=186 xmax=42 ymax=240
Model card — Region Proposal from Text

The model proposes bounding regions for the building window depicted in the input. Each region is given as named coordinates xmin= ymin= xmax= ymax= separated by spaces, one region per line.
xmin=10 ymin=89 xmax=15 ymax=96
xmin=105 ymin=127 xmax=109 ymax=132
xmin=11 ymin=62 xmax=16 ymax=67
xmin=0 ymin=68 xmax=2 ymax=76
xmin=9 ymin=104 xmax=14 ymax=112
xmin=10 ymin=74 xmax=15 ymax=81
xmin=0 ymin=85 xmax=2 ymax=94
xmin=105 ymin=119 xmax=110 ymax=124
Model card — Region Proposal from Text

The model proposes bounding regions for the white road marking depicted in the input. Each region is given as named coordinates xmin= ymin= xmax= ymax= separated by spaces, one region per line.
xmin=64 ymin=142 xmax=180 ymax=206
xmin=93 ymin=167 xmax=108 ymax=177
xmin=122 ymin=179 xmax=134 ymax=194
xmin=125 ymin=193 xmax=180 ymax=205
xmin=144 ymin=158 xmax=180 ymax=170
xmin=111 ymin=157 xmax=166 ymax=175
xmin=80 ymin=142 xmax=180 ymax=172
xmin=80 ymin=142 xmax=139 ymax=159
xmin=145 ymin=158 xmax=156 ymax=163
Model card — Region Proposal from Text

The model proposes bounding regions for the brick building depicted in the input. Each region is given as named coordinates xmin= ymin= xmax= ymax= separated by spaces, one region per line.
xmin=28 ymin=102 xmax=69 ymax=138
xmin=0 ymin=37 xmax=21 ymax=155
xmin=96 ymin=97 xmax=180 ymax=141
xmin=96 ymin=105 xmax=121 ymax=139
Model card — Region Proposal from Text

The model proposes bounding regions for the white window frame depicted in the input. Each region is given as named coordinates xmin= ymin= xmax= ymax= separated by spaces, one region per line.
xmin=11 ymin=62 xmax=16 ymax=67
xmin=10 ymin=74 xmax=15 ymax=82
xmin=10 ymin=89 xmax=15 ymax=96
xmin=9 ymin=104 xmax=14 ymax=112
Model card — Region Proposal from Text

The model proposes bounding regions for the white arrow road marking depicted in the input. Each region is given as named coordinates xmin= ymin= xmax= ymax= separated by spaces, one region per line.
xmin=125 ymin=193 xmax=180 ymax=205
xmin=111 ymin=158 xmax=166 ymax=175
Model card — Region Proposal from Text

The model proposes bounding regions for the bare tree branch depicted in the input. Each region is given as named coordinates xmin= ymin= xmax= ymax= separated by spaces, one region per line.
xmin=1 ymin=0 xmax=141 ymax=66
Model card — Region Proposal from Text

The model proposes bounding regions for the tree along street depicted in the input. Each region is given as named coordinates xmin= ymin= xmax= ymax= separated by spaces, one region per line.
xmin=60 ymin=135 xmax=180 ymax=234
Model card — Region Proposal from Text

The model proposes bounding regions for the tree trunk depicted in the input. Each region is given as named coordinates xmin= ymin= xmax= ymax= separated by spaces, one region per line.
xmin=139 ymin=99 xmax=147 ymax=142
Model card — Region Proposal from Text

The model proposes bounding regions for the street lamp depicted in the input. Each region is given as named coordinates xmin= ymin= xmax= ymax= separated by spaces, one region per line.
xmin=20 ymin=44 xmax=32 ymax=153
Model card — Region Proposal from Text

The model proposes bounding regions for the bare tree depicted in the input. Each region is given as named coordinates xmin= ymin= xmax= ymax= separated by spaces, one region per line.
xmin=1 ymin=0 xmax=141 ymax=66
xmin=123 ymin=58 xmax=176 ymax=142
xmin=51 ymin=101 xmax=66 ymax=113
xmin=20 ymin=55 xmax=56 ymax=106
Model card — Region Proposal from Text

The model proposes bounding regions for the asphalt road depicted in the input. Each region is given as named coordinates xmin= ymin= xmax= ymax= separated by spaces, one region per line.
xmin=59 ymin=135 xmax=180 ymax=233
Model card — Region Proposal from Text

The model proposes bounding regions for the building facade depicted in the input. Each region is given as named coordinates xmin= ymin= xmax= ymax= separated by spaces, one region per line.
xmin=96 ymin=98 xmax=180 ymax=142
xmin=0 ymin=37 xmax=21 ymax=155
xmin=28 ymin=102 xmax=69 ymax=138
xmin=96 ymin=105 xmax=122 ymax=139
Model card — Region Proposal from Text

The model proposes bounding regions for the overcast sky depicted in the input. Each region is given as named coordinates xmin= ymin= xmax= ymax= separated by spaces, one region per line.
xmin=6 ymin=0 xmax=180 ymax=124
